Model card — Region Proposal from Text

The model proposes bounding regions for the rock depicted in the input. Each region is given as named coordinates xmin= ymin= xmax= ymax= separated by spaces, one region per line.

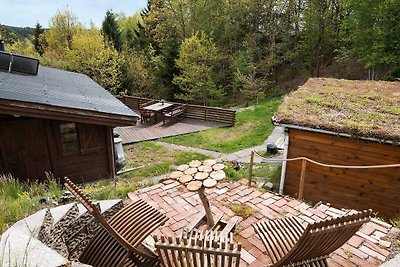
xmin=39 ymin=196 xmax=50 ymax=204
xmin=230 ymin=161 xmax=242 ymax=171
xmin=262 ymin=182 xmax=274 ymax=191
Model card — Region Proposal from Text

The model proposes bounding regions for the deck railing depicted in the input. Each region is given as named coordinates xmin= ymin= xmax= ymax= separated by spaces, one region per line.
xmin=118 ymin=96 xmax=236 ymax=126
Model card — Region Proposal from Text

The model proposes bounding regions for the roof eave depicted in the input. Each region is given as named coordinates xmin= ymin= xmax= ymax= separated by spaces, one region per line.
xmin=272 ymin=117 xmax=398 ymax=146
xmin=0 ymin=99 xmax=138 ymax=127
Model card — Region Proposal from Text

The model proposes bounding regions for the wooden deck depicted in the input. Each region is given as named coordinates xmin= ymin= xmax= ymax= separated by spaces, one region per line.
xmin=116 ymin=118 xmax=229 ymax=144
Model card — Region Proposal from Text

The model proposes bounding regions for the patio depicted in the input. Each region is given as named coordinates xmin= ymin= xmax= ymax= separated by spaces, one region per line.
xmin=128 ymin=179 xmax=397 ymax=267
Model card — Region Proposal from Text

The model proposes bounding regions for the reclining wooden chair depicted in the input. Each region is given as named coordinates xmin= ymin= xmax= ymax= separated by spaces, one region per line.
xmin=154 ymin=230 xmax=241 ymax=267
xmin=253 ymin=209 xmax=372 ymax=267
xmin=64 ymin=177 xmax=168 ymax=267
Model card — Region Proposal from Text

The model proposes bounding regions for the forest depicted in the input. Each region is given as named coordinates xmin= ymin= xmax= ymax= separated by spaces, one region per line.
xmin=0 ymin=0 xmax=399 ymax=106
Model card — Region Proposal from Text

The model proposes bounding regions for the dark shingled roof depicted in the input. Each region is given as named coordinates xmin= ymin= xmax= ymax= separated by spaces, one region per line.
xmin=273 ymin=78 xmax=400 ymax=142
xmin=0 ymin=66 xmax=138 ymax=125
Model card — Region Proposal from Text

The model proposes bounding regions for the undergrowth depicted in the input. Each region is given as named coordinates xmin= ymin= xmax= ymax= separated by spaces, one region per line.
xmin=0 ymin=174 xmax=64 ymax=233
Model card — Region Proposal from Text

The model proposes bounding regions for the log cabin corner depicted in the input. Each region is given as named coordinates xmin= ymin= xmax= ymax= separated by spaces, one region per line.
xmin=273 ymin=78 xmax=400 ymax=220
xmin=0 ymin=52 xmax=138 ymax=184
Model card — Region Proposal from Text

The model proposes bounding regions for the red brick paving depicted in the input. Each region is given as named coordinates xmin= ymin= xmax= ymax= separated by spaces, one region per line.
xmin=127 ymin=179 xmax=395 ymax=266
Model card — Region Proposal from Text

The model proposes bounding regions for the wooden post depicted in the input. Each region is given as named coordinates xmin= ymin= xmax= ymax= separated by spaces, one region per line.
xmin=298 ymin=159 xmax=307 ymax=199
xmin=249 ymin=151 xmax=254 ymax=187
xmin=197 ymin=187 xmax=215 ymax=228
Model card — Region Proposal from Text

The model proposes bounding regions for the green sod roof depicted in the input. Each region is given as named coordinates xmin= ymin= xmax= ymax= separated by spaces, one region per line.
xmin=274 ymin=78 xmax=400 ymax=142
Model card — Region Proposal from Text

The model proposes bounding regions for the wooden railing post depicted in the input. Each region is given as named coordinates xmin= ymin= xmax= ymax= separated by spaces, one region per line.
xmin=298 ymin=159 xmax=307 ymax=199
xmin=249 ymin=151 xmax=254 ymax=187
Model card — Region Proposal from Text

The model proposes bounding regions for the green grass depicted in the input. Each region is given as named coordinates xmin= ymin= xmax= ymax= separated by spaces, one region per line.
xmin=161 ymin=97 xmax=283 ymax=153
xmin=231 ymin=204 xmax=254 ymax=219
xmin=82 ymin=177 xmax=139 ymax=200
xmin=122 ymin=141 xmax=208 ymax=179
xmin=0 ymin=174 xmax=64 ymax=233
xmin=224 ymin=162 xmax=282 ymax=191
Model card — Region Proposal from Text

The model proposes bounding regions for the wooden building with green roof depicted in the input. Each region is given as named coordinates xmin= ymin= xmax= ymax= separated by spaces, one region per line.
xmin=273 ymin=78 xmax=400 ymax=219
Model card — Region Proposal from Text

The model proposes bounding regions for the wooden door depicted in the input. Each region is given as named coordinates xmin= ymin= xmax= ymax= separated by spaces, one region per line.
xmin=0 ymin=118 xmax=52 ymax=181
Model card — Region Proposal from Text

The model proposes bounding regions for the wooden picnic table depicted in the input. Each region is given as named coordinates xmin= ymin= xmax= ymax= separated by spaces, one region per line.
xmin=142 ymin=102 xmax=174 ymax=122
xmin=170 ymin=159 xmax=226 ymax=228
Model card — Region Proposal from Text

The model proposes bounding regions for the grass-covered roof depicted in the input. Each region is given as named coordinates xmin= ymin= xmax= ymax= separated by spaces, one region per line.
xmin=274 ymin=78 xmax=400 ymax=142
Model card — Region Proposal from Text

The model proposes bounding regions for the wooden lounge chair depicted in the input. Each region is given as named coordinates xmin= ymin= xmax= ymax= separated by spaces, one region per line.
xmin=253 ymin=209 xmax=372 ymax=267
xmin=64 ymin=177 xmax=168 ymax=267
xmin=154 ymin=230 xmax=242 ymax=267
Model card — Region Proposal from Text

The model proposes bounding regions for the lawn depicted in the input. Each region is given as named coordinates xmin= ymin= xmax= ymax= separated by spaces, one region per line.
xmin=161 ymin=96 xmax=283 ymax=153
xmin=83 ymin=142 xmax=208 ymax=200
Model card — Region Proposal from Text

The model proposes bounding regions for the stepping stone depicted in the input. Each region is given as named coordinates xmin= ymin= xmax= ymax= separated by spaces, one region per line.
xmin=198 ymin=165 xmax=212 ymax=173
xmin=210 ymin=170 xmax=225 ymax=181
xmin=203 ymin=159 xmax=217 ymax=165
xmin=184 ymin=167 xmax=198 ymax=175
xmin=177 ymin=164 xmax=189 ymax=171
xmin=203 ymin=178 xmax=217 ymax=188
xmin=189 ymin=160 xmax=202 ymax=168
xmin=194 ymin=172 xmax=208 ymax=181
xmin=179 ymin=175 xmax=193 ymax=184
xmin=170 ymin=171 xmax=184 ymax=180
xmin=213 ymin=163 xmax=225 ymax=170
xmin=187 ymin=181 xmax=202 ymax=192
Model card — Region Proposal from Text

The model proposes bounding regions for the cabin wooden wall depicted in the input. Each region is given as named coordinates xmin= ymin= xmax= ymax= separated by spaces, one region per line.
xmin=0 ymin=116 xmax=113 ymax=183
xmin=285 ymin=128 xmax=400 ymax=219
xmin=50 ymin=122 xmax=113 ymax=183
xmin=0 ymin=117 xmax=51 ymax=181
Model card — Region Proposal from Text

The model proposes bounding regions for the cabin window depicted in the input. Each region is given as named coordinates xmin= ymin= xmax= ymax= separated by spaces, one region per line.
xmin=59 ymin=123 xmax=80 ymax=155
xmin=79 ymin=124 xmax=101 ymax=154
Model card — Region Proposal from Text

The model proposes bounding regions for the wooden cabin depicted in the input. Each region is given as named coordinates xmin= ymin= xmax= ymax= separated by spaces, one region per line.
xmin=0 ymin=62 xmax=138 ymax=184
xmin=273 ymin=78 xmax=400 ymax=219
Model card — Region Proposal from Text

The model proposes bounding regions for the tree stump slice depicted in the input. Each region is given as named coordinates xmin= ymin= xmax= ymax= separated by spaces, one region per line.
xmin=170 ymin=171 xmax=184 ymax=180
xmin=198 ymin=165 xmax=213 ymax=173
xmin=194 ymin=172 xmax=209 ymax=181
xmin=179 ymin=175 xmax=193 ymax=184
xmin=187 ymin=181 xmax=202 ymax=192
xmin=189 ymin=160 xmax=202 ymax=168
xmin=210 ymin=170 xmax=225 ymax=181
xmin=212 ymin=163 xmax=225 ymax=171
xmin=177 ymin=164 xmax=190 ymax=171
xmin=184 ymin=167 xmax=198 ymax=175
xmin=203 ymin=159 xmax=217 ymax=166
xmin=203 ymin=178 xmax=217 ymax=188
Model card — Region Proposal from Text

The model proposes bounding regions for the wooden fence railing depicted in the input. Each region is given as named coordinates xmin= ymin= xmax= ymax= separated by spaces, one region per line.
xmin=248 ymin=150 xmax=400 ymax=199
xmin=118 ymin=96 xmax=236 ymax=126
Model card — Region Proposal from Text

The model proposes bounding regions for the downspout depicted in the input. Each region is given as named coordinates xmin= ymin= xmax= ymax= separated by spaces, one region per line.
xmin=279 ymin=129 xmax=289 ymax=195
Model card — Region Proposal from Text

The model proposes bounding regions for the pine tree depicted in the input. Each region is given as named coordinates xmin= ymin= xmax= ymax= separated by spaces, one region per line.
xmin=33 ymin=22 xmax=44 ymax=56
xmin=102 ymin=10 xmax=122 ymax=52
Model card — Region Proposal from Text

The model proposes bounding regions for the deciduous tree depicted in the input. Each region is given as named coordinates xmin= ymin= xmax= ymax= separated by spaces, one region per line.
xmin=174 ymin=33 xmax=223 ymax=106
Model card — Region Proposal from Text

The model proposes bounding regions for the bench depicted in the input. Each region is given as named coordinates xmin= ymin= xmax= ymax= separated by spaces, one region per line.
xmin=162 ymin=104 xmax=187 ymax=124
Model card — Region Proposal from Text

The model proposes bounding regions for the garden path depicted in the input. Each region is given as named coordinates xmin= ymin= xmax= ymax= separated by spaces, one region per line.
xmin=155 ymin=126 xmax=285 ymax=164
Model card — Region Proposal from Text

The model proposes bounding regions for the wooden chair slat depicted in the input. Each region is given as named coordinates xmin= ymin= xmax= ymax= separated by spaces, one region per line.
xmin=64 ymin=177 xmax=167 ymax=266
xmin=253 ymin=209 xmax=372 ymax=266
xmin=155 ymin=230 xmax=241 ymax=267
